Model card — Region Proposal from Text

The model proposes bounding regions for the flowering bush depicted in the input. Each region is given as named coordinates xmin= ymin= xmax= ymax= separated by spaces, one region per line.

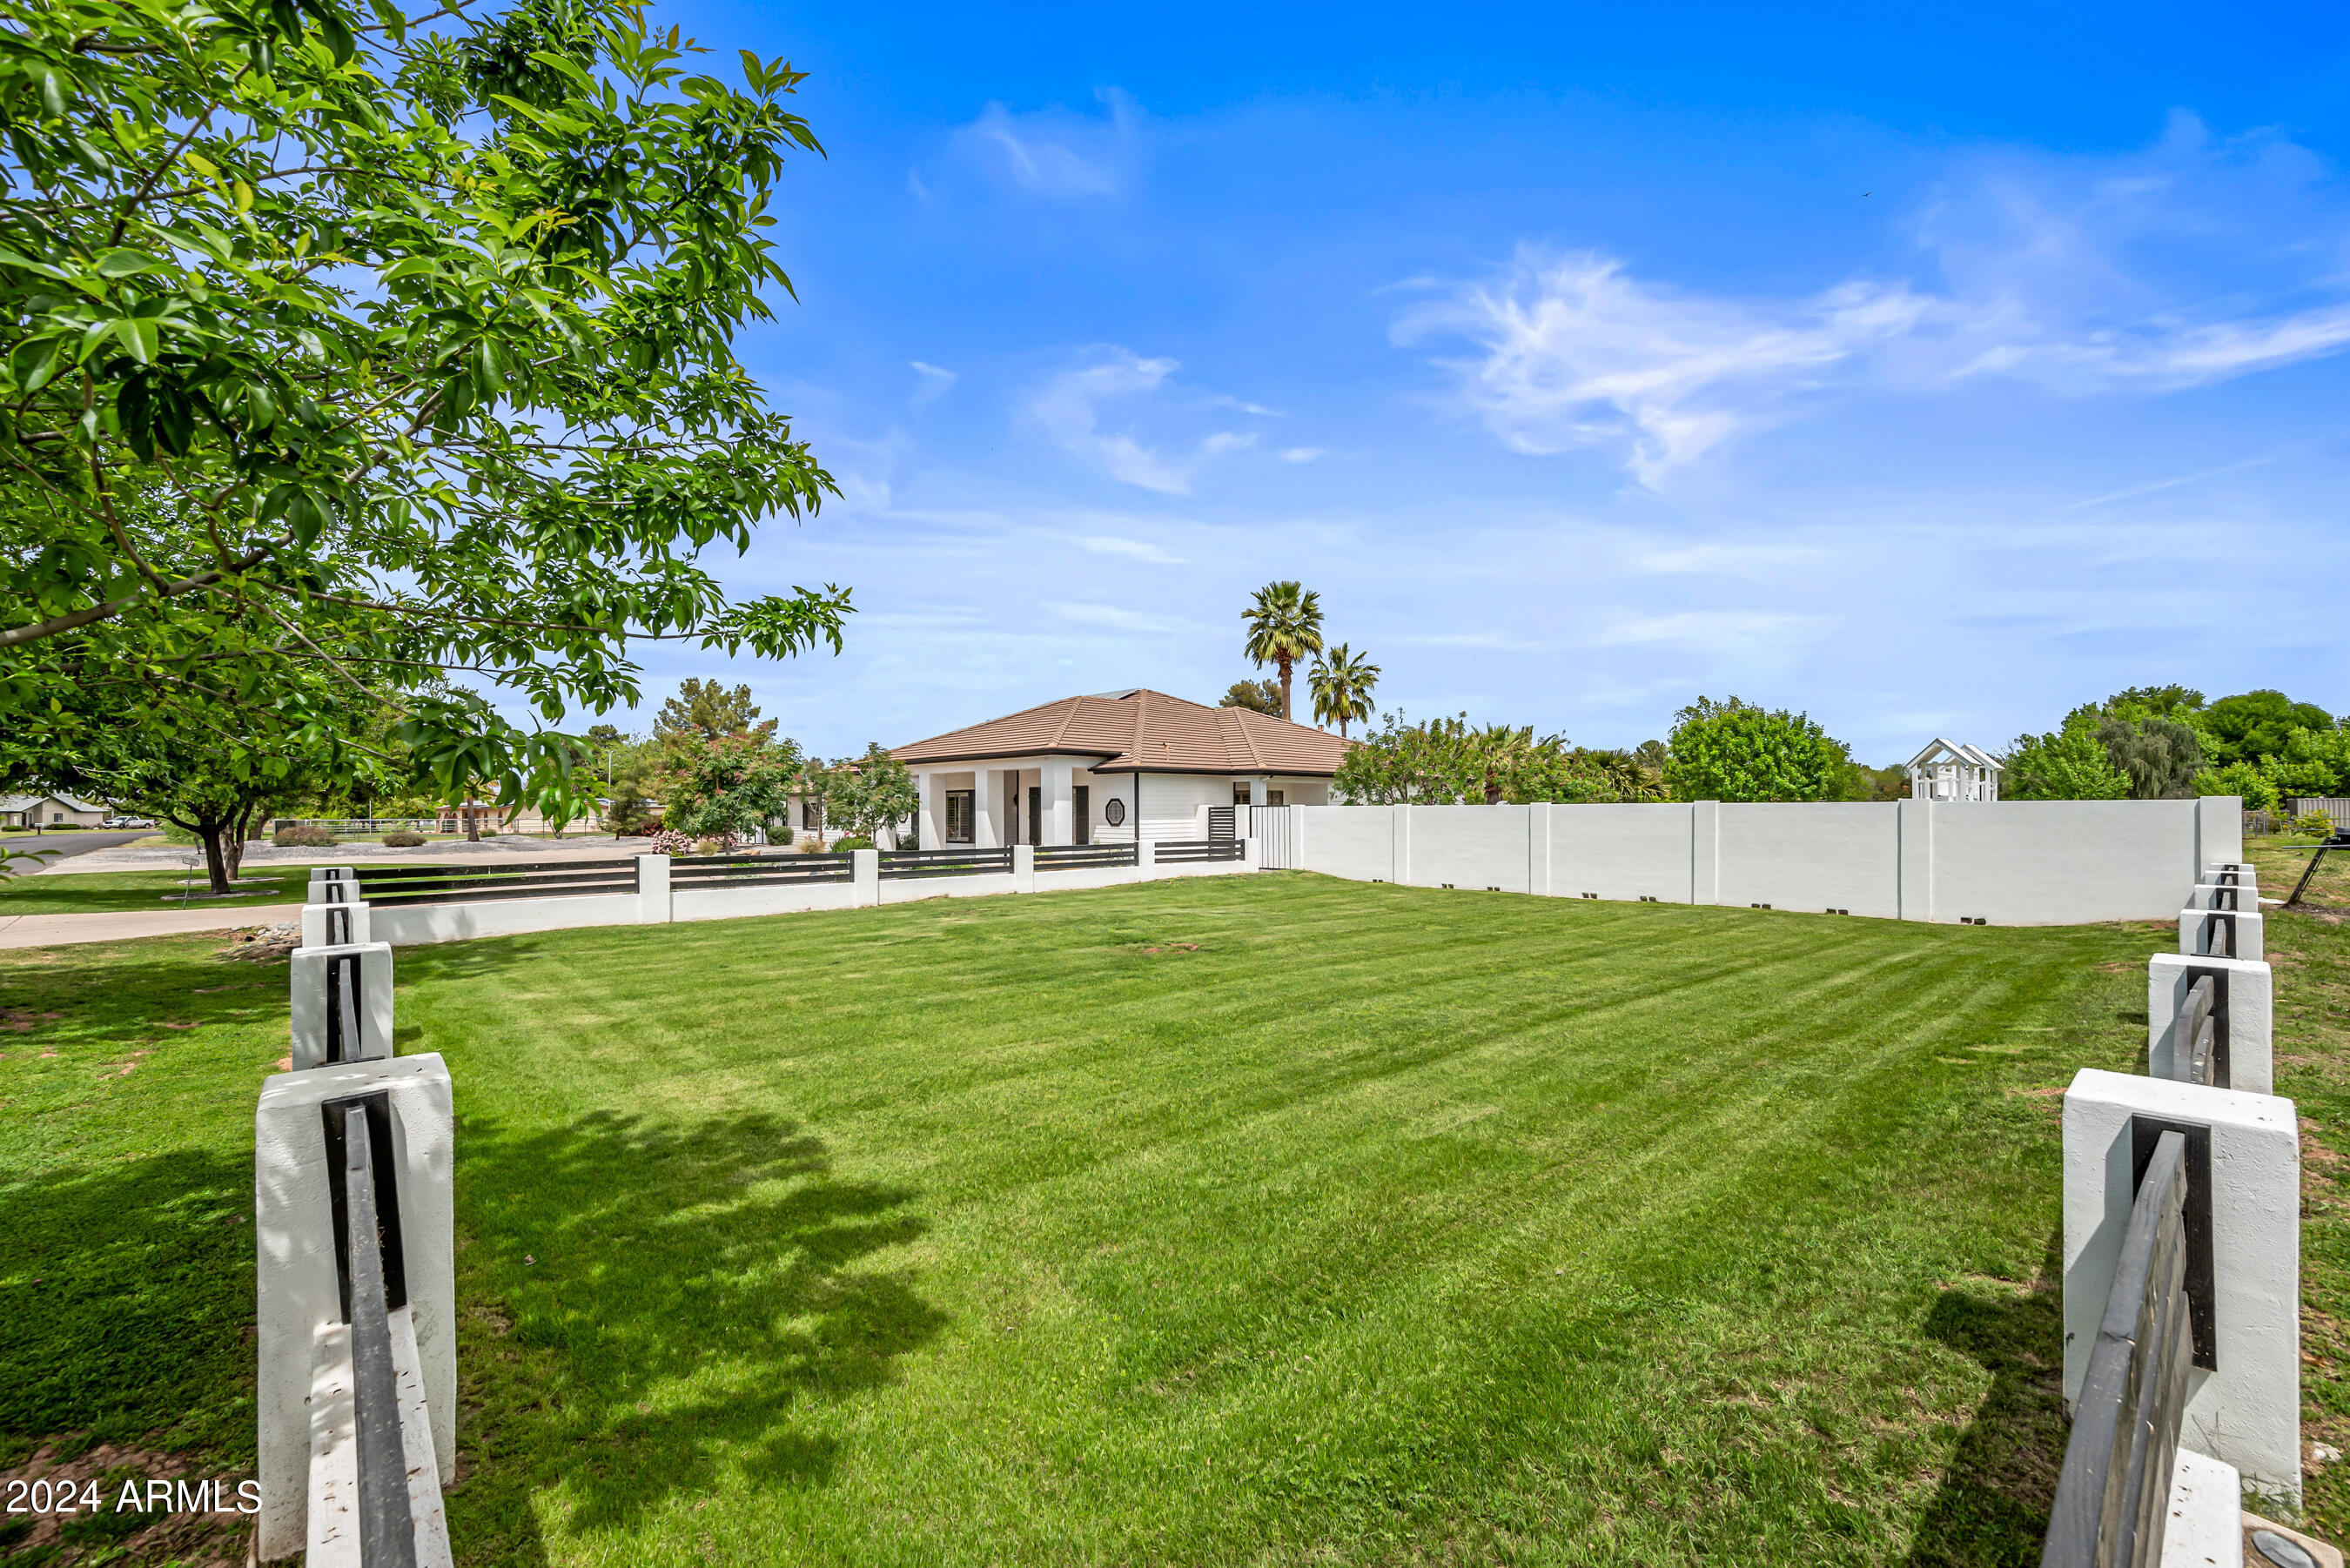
xmin=643 ymin=828 xmax=697 ymax=855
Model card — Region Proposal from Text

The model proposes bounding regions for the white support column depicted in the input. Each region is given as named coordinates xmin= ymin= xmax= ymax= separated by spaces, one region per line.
xmin=1690 ymin=801 xmax=1721 ymax=906
xmin=852 ymin=848 xmax=879 ymax=906
xmin=289 ymin=941 xmax=395 ymax=1070
xmin=1897 ymin=797 xmax=1932 ymax=921
xmin=974 ymin=770 xmax=1000 ymax=849
xmin=915 ymin=772 xmax=939 ymax=851
xmin=301 ymin=901 xmax=371 ymax=950
xmin=1242 ymin=837 xmax=1261 ymax=871
xmin=1042 ymin=761 xmax=1074 ymax=846
xmin=2062 ymin=1068 xmax=2300 ymax=1503
xmin=2179 ymin=907 xmax=2263 ymax=962
xmin=1248 ymin=776 xmax=1268 ymax=807
xmin=255 ymin=1053 xmax=456 ymax=1560
xmin=1014 ymin=843 xmax=1036 ymax=893
xmin=635 ymin=853 xmax=670 ymax=925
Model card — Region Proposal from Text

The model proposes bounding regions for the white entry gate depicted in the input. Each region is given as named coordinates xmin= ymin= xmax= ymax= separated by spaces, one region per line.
xmin=1248 ymin=805 xmax=1294 ymax=868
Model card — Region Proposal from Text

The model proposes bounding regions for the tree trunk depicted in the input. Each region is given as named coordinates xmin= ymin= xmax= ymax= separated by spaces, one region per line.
xmin=1278 ymin=657 xmax=1293 ymax=722
xmin=194 ymin=815 xmax=235 ymax=895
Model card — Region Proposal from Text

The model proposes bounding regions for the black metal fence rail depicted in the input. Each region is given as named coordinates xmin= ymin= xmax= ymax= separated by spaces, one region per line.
xmin=1034 ymin=843 xmax=1138 ymax=869
xmin=2041 ymin=1129 xmax=2198 ymax=1568
xmin=337 ymin=1102 xmax=420 ymax=1568
xmin=880 ymin=848 xmax=1012 ymax=880
xmin=356 ymin=858 xmax=640 ymax=908
xmin=1153 ymin=839 xmax=1246 ymax=864
xmin=2176 ymin=969 xmax=2228 ymax=1089
xmin=671 ymin=851 xmax=856 ymax=888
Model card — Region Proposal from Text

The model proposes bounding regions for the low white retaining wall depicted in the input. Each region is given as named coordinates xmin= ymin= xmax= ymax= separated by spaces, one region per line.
xmin=1286 ymin=797 xmax=2240 ymax=926
xmin=367 ymin=842 xmax=1260 ymax=946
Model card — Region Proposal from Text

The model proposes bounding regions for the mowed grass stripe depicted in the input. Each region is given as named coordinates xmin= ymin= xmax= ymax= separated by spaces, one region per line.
xmin=371 ymin=874 xmax=2160 ymax=1565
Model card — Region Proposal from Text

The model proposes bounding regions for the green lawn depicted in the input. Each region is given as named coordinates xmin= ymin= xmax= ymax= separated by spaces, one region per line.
xmin=8 ymin=873 xmax=2337 ymax=1565
xmin=0 ymin=865 xmax=315 ymax=915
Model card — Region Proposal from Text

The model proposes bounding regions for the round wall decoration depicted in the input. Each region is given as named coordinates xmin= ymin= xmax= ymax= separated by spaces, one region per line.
xmin=1104 ymin=799 xmax=1127 ymax=827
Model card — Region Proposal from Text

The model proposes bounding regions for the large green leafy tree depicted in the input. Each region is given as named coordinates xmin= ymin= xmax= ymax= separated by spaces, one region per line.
xmin=1216 ymin=679 xmax=1282 ymax=717
xmin=1240 ymin=581 xmax=1322 ymax=723
xmin=820 ymin=741 xmax=916 ymax=846
xmin=654 ymin=679 xmax=777 ymax=744
xmin=0 ymin=0 xmax=850 ymax=817
xmin=2199 ymin=691 xmax=2334 ymax=768
xmin=1662 ymin=697 xmax=1850 ymax=803
xmin=658 ymin=730 xmax=801 ymax=843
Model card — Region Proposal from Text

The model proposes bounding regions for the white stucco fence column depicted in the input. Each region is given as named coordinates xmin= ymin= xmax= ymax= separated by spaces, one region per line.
xmin=1014 ymin=843 xmax=1036 ymax=893
xmin=853 ymin=848 xmax=879 ymax=906
xmin=1689 ymin=801 xmax=1720 ymax=905
xmin=2147 ymin=954 xmax=2273 ymax=1095
xmin=1242 ymin=837 xmax=1261 ymax=871
xmin=301 ymin=901 xmax=371 ymax=950
xmin=2185 ymin=882 xmax=2259 ymax=911
xmin=633 ymin=853 xmax=670 ymax=924
xmin=2179 ymin=908 xmax=2263 ymax=962
xmin=289 ymin=941 xmax=395 ymax=1070
xmin=255 ymin=1053 xmax=456 ymax=1560
xmin=2062 ymin=1068 xmax=2300 ymax=1503
xmin=1137 ymin=840 xmax=1158 ymax=875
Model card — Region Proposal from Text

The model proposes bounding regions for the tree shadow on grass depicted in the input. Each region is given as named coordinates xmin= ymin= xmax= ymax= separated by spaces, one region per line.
xmin=0 ymin=1148 xmax=256 ymax=1464
xmin=448 ymin=1110 xmax=944 ymax=1558
xmin=1904 ymin=1230 xmax=2070 ymax=1567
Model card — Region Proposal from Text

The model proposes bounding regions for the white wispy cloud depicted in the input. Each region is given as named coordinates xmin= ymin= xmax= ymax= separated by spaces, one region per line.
xmin=1277 ymin=446 xmax=1325 ymax=464
xmin=1029 ymin=348 xmax=1255 ymax=494
xmin=952 ymin=90 xmax=1140 ymax=200
xmin=910 ymin=360 xmax=957 ymax=406
xmin=1402 ymin=118 xmax=2350 ymax=485
xmin=1044 ymin=601 xmax=1194 ymax=633
xmin=1078 ymin=535 xmax=1186 ymax=564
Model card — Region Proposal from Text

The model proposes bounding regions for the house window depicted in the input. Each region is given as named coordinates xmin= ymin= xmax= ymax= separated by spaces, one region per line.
xmin=1266 ymin=789 xmax=1285 ymax=807
xmin=1232 ymin=782 xmax=1250 ymax=805
xmin=944 ymin=790 xmax=975 ymax=844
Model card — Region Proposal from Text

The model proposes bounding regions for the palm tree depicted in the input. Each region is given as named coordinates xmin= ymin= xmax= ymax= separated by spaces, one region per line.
xmin=1307 ymin=644 xmax=1380 ymax=738
xmin=1240 ymin=580 xmax=1324 ymax=722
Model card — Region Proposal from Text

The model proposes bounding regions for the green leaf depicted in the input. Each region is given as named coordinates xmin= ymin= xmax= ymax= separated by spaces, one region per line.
xmin=94 ymin=249 xmax=164 ymax=278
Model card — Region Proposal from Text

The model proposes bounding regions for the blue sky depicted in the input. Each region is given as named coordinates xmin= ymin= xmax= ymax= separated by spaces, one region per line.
xmin=589 ymin=1 xmax=2350 ymax=764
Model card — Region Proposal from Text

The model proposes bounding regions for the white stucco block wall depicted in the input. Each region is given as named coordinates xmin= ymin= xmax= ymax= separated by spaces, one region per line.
xmin=370 ymin=893 xmax=639 ymax=948
xmin=1292 ymin=804 xmax=1397 ymax=881
xmin=671 ymin=881 xmax=860 ymax=922
xmin=1404 ymin=805 xmax=1535 ymax=891
xmin=1934 ymin=800 xmax=2201 ymax=925
xmin=1716 ymin=803 xmax=1902 ymax=917
xmin=289 ymin=941 xmax=394 ymax=1069
xmin=255 ymin=1053 xmax=456 ymax=1559
xmin=2063 ymin=1069 xmax=2300 ymax=1503
xmin=2148 ymin=955 xmax=2273 ymax=1095
xmin=1542 ymin=803 xmax=1695 ymax=902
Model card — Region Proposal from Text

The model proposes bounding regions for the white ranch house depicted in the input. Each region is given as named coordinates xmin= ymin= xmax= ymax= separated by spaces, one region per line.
xmin=1 ymin=792 xmax=107 ymax=828
xmin=893 ymin=689 xmax=1352 ymax=849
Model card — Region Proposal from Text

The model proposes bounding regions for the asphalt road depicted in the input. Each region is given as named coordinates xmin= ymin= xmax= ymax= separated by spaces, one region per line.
xmin=8 ymin=830 xmax=153 ymax=868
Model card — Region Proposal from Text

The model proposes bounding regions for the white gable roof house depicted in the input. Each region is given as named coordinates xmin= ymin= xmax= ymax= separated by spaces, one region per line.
xmin=0 ymin=792 xmax=108 ymax=828
xmin=1907 ymin=739 xmax=2003 ymax=803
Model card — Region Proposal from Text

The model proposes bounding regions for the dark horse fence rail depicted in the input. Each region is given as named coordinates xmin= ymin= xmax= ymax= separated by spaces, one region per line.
xmin=357 ymin=857 xmax=640 ymax=908
xmin=880 ymin=847 xmax=1013 ymax=881
xmin=1152 ymin=839 xmax=1246 ymax=865
xmin=2172 ymin=968 xmax=2231 ymax=1089
xmin=2042 ymin=1126 xmax=2211 ymax=1568
xmin=2186 ymin=910 xmax=2239 ymax=960
xmin=332 ymin=1098 xmax=421 ymax=1568
xmin=671 ymin=851 xmax=855 ymax=888
xmin=1034 ymin=843 xmax=1138 ymax=870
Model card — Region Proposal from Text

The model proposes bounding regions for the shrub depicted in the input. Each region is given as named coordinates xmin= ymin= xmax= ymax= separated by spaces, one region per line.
xmin=691 ymin=834 xmax=743 ymax=856
xmin=832 ymin=834 xmax=875 ymax=851
xmin=2293 ymin=810 xmax=2336 ymax=841
xmin=273 ymin=825 xmax=339 ymax=848
xmin=792 ymin=835 xmax=826 ymax=854
xmin=381 ymin=831 xmax=427 ymax=848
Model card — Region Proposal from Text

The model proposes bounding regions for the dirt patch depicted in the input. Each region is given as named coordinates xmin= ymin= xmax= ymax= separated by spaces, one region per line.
xmin=218 ymin=923 xmax=299 ymax=962
xmin=1137 ymin=941 xmax=1204 ymax=955
xmin=1 ymin=1008 xmax=64 ymax=1032
xmin=0 ymin=1436 xmax=252 ymax=1565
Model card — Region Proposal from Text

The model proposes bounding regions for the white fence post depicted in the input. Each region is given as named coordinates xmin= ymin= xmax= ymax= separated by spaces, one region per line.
xmin=1242 ymin=836 xmax=1261 ymax=871
xmin=289 ymin=941 xmax=395 ymax=1070
xmin=635 ymin=853 xmax=670 ymax=924
xmin=853 ymin=848 xmax=880 ymax=907
xmin=2178 ymin=907 xmax=2263 ymax=962
xmin=2147 ymin=954 xmax=2274 ymax=1095
xmin=255 ymin=1054 xmax=456 ymax=1560
xmin=1013 ymin=843 xmax=1035 ymax=893
xmin=2061 ymin=1067 xmax=2300 ymax=1503
xmin=1138 ymin=839 xmax=1158 ymax=876
xmin=301 ymin=898 xmax=371 ymax=950
xmin=1690 ymin=801 xmax=1720 ymax=905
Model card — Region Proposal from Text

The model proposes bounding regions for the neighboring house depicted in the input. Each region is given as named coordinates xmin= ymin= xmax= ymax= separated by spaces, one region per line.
xmin=1906 ymin=739 xmax=2003 ymax=802
xmin=0 ymin=793 xmax=109 ymax=828
xmin=892 ymin=689 xmax=1352 ymax=849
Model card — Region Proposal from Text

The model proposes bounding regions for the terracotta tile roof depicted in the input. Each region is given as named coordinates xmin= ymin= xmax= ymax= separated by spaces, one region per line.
xmin=891 ymin=689 xmax=1353 ymax=776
